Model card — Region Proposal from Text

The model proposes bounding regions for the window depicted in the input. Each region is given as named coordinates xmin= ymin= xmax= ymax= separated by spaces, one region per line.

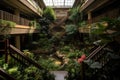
xmin=43 ymin=0 xmax=75 ymax=8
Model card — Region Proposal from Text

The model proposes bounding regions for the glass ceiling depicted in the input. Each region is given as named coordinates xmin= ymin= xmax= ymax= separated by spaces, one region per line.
xmin=43 ymin=0 xmax=75 ymax=8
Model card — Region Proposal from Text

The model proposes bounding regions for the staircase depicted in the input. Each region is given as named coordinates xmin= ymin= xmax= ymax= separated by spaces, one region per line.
xmin=49 ymin=15 xmax=68 ymax=37
xmin=0 ymin=68 xmax=16 ymax=80
xmin=0 ymin=43 xmax=48 ymax=79
xmin=9 ymin=44 xmax=44 ymax=69
xmin=82 ymin=42 xmax=120 ymax=80
xmin=0 ymin=39 xmax=9 ymax=63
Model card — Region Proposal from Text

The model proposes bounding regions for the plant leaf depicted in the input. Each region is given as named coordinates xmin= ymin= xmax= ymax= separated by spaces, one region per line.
xmin=90 ymin=62 xmax=102 ymax=69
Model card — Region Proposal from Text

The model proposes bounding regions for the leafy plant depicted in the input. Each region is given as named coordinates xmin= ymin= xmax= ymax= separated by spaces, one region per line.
xmin=43 ymin=7 xmax=56 ymax=22
xmin=29 ymin=20 xmax=41 ymax=29
xmin=90 ymin=22 xmax=107 ymax=35
xmin=0 ymin=19 xmax=7 ymax=26
xmin=0 ymin=19 xmax=16 ymax=27
xmin=64 ymin=60 xmax=81 ymax=80
xmin=101 ymin=17 xmax=120 ymax=31
xmin=65 ymin=24 xmax=78 ymax=35
xmin=37 ymin=58 xmax=60 ymax=71
xmin=67 ymin=50 xmax=83 ymax=59
xmin=6 ymin=21 xmax=16 ymax=27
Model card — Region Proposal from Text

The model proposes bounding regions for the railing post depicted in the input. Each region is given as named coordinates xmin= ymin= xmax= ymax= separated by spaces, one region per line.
xmin=0 ymin=10 xmax=3 ymax=19
xmin=5 ymin=39 xmax=9 ymax=63
xmin=81 ymin=62 xmax=85 ymax=80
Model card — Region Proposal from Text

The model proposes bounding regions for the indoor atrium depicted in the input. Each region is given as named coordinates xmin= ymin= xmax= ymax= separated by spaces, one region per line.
xmin=0 ymin=0 xmax=120 ymax=80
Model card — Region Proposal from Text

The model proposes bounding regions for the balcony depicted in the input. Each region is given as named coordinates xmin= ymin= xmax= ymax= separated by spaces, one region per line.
xmin=0 ymin=10 xmax=40 ymax=35
xmin=0 ymin=10 xmax=30 ymax=26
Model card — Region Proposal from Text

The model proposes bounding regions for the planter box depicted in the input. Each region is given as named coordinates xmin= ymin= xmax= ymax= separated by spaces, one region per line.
xmin=50 ymin=71 xmax=68 ymax=80
xmin=0 ymin=25 xmax=39 ymax=35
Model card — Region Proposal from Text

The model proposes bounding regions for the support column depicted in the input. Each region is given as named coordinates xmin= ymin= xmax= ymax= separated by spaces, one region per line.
xmin=14 ymin=9 xmax=21 ymax=49
xmin=15 ymin=35 xmax=21 ymax=50
xmin=14 ymin=9 xmax=20 ymax=24
xmin=87 ymin=11 xmax=92 ymax=24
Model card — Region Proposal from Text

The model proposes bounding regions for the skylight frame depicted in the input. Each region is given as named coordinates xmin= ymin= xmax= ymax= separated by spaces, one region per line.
xmin=43 ymin=0 xmax=75 ymax=8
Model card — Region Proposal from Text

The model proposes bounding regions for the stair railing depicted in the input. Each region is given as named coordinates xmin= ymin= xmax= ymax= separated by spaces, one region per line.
xmin=0 ymin=68 xmax=16 ymax=80
xmin=9 ymin=44 xmax=44 ymax=69
xmin=81 ymin=44 xmax=108 ymax=80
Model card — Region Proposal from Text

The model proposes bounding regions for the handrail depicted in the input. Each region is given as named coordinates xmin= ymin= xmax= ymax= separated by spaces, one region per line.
xmin=81 ymin=44 xmax=108 ymax=80
xmin=0 ymin=10 xmax=30 ymax=26
xmin=0 ymin=68 xmax=16 ymax=80
xmin=86 ymin=44 xmax=107 ymax=59
xmin=9 ymin=44 xmax=44 ymax=70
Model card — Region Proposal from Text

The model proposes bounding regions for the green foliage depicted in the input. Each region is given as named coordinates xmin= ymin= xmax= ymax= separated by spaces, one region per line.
xmin=0 ymin=55 xmax=54 ymax=80
xmin=29 ymin=20 xmax=36 ymax=27
xmin=43 ymin=7 xmax=56 ymax=22
xmin=90 ymin=22 xmax=107 ymax=35
xmin=0 ymin=19 xmax=16 ymax=39
xmin=6 ymin=21 xmax=16 ymax=27
xmin=38 ymin=37 xmax=52 ymax=49
xmin=8 ymin=67 xmax=18 ymax=74
xmin=29 ymin=20 xmax=41 ymax=29
xmin=38 ymin=58 xmax=60 ymax=70
xmin=0 ymin=56 xmax=5 ymax=66
xmin=0 ymin=19 xmax=7 ymax=26
xmin=65 ymin=24 xmax=78 ymax=35
xmin=23 ymin=50 xmax=34 ymax=59
xmin=64 ymin=60 xmax=81 ymax=80
xmin=69 ymin=8 xmax=79 ymax=21
xmin=67 ymin=50 xmax=83 ymax=59
xmin=78 ymin=21 xmax=86 ymax=27
xmin=0 ymin=19 xmax=16 ymax=27
xmin=101 ymin=17 xmax=120 ymax=31
xmin=90 ymin=17 xmax=120 ymax=45
xmin=68 ymin=5 xmax=83 ymax=26
xmin=60 ymin=46 xmax=71 ymax=52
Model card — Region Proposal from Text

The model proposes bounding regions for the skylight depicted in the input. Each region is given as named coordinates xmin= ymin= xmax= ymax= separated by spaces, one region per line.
xmin=43 ymin=0 xmax=75 ymax=8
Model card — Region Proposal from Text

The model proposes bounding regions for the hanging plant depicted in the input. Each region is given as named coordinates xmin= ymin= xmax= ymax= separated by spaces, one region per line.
xmin=0 ymin=19 xmax=16 ymax=39
xmin=68 ymin=4 xmax=83 ymax=26
xmin=43 ymin=7 xmax=56 ymax=22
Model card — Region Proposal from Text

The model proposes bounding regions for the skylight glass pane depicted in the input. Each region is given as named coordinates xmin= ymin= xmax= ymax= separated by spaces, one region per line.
xmin=65 ymin=0 xmax=75 ymax=7
xmin=53 ymin=0 xmax=64 ymax=7
xmin=43 ymin=0 xmax=53 ymax=6
xmin=43 ymin=0 xmax=75 ymax=8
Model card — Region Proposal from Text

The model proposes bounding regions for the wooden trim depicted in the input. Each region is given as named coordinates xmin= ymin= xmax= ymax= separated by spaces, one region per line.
xmin=80 ymin=0 xmax=94 ymax=12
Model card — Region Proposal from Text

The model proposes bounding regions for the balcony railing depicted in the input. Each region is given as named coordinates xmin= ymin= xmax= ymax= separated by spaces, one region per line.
xmin=0 ymin=10 xmax=30 ymax=26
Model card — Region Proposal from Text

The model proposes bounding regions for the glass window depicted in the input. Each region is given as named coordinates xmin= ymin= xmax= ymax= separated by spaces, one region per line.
xmin=43 ymin=0 xmax=75 ymax=8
